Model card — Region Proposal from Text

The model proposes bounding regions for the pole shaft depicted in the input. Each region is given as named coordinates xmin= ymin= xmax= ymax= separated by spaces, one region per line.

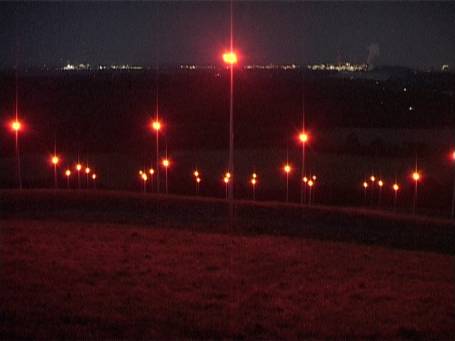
xmin=156 ymin=132 xmax=160 ymax=193
xmin=451 ymin=171 xmax=455 ymax=219
xmin=16 ymin=132 xmax=22 ymax=190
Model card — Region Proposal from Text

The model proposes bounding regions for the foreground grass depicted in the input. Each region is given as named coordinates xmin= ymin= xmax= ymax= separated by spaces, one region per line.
xmin=1 ymin=219 xmax=454 ymax=339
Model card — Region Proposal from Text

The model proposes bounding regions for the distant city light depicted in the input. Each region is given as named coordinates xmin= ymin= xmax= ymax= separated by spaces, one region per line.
xmin=251 ymin=178 xmax=257 ymax=185
xmin=252 ymin=172 xmax=257 ymax=179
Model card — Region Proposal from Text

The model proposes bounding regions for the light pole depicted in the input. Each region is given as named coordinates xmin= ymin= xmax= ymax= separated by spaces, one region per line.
xmin=393 ymin=183 xmax=399 ymax=212
xmin=362 ymin=181 xmax=368 ymax=205
xmin=10 ymin=120 xmax=22 ymax=189
xmin=141 ymin=173 xmax=148 ymax=193
xmin=92 ymin=173 xmax=97 ymax=189
xmin=65 ymin=169 xmax=71 ymax=189
xmin=223 ymin=46 xmax=237 ymax=226
xmin=377 ymin=180 xmax=384 ymax=207
xmin=85 ymin=166 xmax=91 ymax=188
xmin=283 ymin=163 xmax=291 ymax=202
xmin=193 ymin=170 xmax=200 ymax=195
xmin=152 ymin=119 xmax=161 ymax=193
xmin=196 ymin=177 xmax=201 ymax=195
xmin=251 ymin=172 xmax=257 ymax=201
xmin=308 ymin=179 xmax=314 ymax=205
xmin=51 ymin=155 xmax=60 ymax=189
xmin=162 ymin=158 xmax=170 ymax=194
xmin=412 ymin=171 xmax=421 ymax=215
xmin=224 ymin=176 xmax=229 ymax=200
xmin=299 ymin=132 xmax=309 ymax=204
xmin=451 ymin=151 xmax=455 ymax=218
xmin=76 ymin=163 xmax=82 ymax=189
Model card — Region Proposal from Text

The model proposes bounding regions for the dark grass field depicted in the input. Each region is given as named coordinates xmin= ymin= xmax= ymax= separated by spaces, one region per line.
xmin=1 ymin=190 xmax=455 ymax=339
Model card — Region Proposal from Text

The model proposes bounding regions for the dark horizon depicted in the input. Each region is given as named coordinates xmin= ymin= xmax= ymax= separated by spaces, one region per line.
xmin=1 ymin=1 xmax=454 ymax=69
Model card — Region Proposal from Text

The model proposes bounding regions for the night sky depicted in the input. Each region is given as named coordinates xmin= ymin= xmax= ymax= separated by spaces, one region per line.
xmin=0 ymin=1 xmax=454 ymax=69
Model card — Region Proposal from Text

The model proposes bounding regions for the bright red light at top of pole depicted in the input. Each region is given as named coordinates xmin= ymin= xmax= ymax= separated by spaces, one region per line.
xmin=51 ymin=155 xmax=60 ymax=165
xmin=152 ymin=120 xmax=161 ymax=131
xmin=299 ymin=132 xmax=309 ymax=144
xmin=162 ymin=159 xmax=170 ymax=168
xmin=284 ymin=164 xmax=291 ymax=174
xmin=11 ymin=120 xmax=22 ymax=132
xmin=222 ymin=51 xmax=238 ymax=65
xmin=412 ymin=171 xmax=421 ymax=181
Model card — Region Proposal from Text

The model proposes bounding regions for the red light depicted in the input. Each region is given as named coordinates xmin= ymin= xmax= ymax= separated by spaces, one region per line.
xmin=152 ymin=120 xmax=161 ymax=131
xmin=11 ymin=120 xmax=21 ymax=132
xmin=283 ymin=164 xmax=291 ymax=174
xmin=51 ymin=156 xmax=60 ymax=165
xmin=222 ymin=51 xmax=238 ymax=65
xmin=299 ymin=132 xmax=309 ymax=143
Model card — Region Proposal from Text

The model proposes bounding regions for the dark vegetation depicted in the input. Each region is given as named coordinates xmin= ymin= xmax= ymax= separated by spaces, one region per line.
xmin=1 ymin=190 xmax=454 ymax=338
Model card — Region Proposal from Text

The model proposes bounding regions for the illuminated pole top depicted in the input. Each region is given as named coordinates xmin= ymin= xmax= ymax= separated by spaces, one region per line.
xmin=284 ymin=164 xmax=291 ymax=174
xmin=152 ymin=120 xmax=162 ymax=131
xmin=299 ymin=132 xmax=309 ymax=144
xmin=222 ymin=51 xmax=238 ymax=65
xmin=11 ymin=120 xmax=22 ymax=132
xmin=51 ymin=156 xmax=60 ymax=165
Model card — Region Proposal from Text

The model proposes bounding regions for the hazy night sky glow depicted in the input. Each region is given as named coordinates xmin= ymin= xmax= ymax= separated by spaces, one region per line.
xmin=0 ymin=1 xmax=454 ymax=68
